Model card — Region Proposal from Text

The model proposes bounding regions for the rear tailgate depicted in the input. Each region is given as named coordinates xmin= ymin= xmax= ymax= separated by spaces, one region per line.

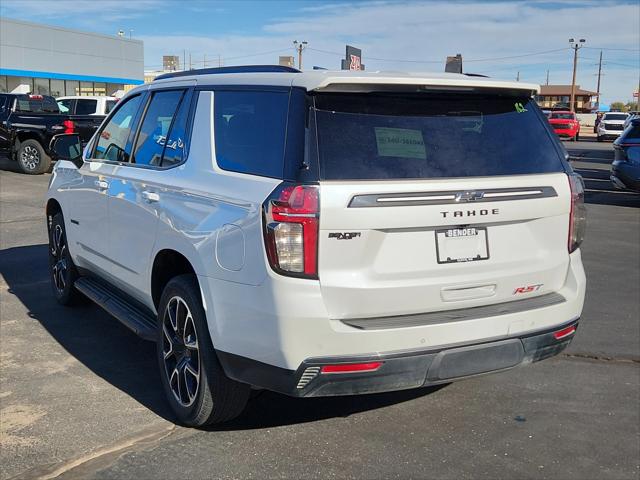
xmin=318 ymin=174 xmax=570 ymax=319
xmin=311 ymin=90 xmax=572 ymax=320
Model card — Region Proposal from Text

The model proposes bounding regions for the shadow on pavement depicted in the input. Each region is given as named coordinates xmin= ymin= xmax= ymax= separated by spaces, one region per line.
xmin=0 ymin=243 xmax=443 ymax=429
xmin=210 ymin=384 xmax=446 ymax=431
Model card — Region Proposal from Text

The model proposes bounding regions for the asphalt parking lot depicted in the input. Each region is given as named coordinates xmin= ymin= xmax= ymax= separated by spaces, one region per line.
xmin=1 ymin=140 xmax=638 ymax=479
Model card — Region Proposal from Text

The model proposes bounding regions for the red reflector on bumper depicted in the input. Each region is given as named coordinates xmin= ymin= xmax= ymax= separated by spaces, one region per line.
xmin=553 ymin=325 xmax=576 ymax=340
xmin=321 ymin=362 xmax=383 ymax=374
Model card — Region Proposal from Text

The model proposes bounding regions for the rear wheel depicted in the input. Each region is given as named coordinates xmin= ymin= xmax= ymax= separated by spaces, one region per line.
xmin=157 ymin=274 xmax=250 ymax=426
xmin=575 ymin=132 xmax=579 ymax=141
xmin=17 ymin=139 xmax=51 ymax=174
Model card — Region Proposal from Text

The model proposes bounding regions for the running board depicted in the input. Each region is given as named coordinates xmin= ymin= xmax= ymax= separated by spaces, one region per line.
xmin=74 ymin=277 xmax=157 ymax=341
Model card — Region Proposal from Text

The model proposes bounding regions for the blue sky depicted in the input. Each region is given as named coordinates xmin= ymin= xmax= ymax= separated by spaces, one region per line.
xmin=1 ymin=0 xmax=638 ymax=104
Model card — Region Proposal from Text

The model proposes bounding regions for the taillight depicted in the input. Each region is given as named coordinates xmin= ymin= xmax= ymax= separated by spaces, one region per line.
xmin=63 ymin=120 xmax=75 ymax=134
xmin=263 ymin=183 xmax=319 ymax=278
xmin=568 ymin=174 xmax=586 ymax=253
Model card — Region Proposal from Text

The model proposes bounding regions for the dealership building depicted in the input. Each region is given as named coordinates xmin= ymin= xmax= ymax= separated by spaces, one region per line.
xmin=0 ymin=17 xmax=143 ymax=97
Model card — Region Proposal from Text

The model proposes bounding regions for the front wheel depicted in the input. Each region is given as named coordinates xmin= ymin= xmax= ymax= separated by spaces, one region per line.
xmin=17 ymin=139 xmax=51 ymax=174
xmin=157 ymin=274 xmax=250 ymax=426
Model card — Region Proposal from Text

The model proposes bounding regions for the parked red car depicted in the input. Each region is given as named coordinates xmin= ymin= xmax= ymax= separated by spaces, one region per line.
xmin=548 ymin=111 xmax=580 ymax=141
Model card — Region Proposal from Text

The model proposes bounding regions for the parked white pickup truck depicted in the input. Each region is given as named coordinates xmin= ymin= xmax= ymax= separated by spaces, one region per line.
xmin=56 ymin=96 xmax=117 ymax=116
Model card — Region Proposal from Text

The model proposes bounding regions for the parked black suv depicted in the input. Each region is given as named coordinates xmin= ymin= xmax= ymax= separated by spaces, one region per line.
xmin=0 ymin=93 xmax=102 ymax=174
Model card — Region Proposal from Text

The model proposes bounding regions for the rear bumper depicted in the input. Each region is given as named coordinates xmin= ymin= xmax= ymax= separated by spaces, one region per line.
xmin=217 ymin=320 xmax=579 ymax=397
xmin=611 ymin=162 xmax=640 ymax=192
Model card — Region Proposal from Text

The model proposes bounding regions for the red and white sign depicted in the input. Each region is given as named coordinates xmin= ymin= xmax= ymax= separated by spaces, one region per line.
xmin=349 ymin=54 xmax=362 ymax=71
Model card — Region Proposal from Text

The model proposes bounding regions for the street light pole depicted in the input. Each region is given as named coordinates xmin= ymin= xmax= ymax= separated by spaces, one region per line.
xmin=293 ymin=40 xmax=308 ymax=70
xmin=569 ymin=38 xmax=585 ymax=113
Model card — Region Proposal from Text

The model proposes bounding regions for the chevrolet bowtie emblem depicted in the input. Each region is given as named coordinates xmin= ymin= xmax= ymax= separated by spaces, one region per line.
xmin=455 ymin=191 xmax=485 ymax=202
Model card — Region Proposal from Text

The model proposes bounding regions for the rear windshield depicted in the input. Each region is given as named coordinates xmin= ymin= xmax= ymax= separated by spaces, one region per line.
xmin=15 ymin=95 xmax=60 ymax=113
xmin=604 ymin=114 xmax=628 ymax=121
xmin=550 ymin=113 xmax=574 ymax=120
xmin=313 ymin=93 xmax=565 ymax=180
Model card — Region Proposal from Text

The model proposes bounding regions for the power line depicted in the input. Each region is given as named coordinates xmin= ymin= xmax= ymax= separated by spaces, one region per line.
xmin=309 ymin=46 xmax=570 ymax=65
xmin=584 ymin=46 xmax=640 ymax=52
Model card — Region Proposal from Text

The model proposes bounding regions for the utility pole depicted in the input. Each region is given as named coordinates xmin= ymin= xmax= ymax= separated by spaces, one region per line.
xmin=189 ymin=53 xmax=192 ymax=70
xmin=203 ymin=54 xmax=206 ymax=69
xmin=569 ymin=38 xmax=586 ymax=113
xmin=595 ymin=50 xmax=602 ymax=109
xmin=293 ymin=40 xmax=308 ymax=70
xmin=546 ymin=70 xmax=549 ymax=85
xmin=218 ymin=54 xmax=222 ymax=67
xmin=516 ymin=71 xmax=520 ymax=81
xmin=183 ymin=50 xmax=186 ymax=72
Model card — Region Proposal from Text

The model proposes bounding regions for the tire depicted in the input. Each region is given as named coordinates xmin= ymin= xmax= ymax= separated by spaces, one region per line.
xmin=17 ymin=139 xmax=51 ymax=175
xmin=157 ymin=274 xmax=250 ymax=426
xmin=48 ymin=213 xmax=84 ymax=305
xmin=597 ymin=136 xmax=603 ymax=142
xmin=575 ymin=132 xmax=580 ymax=141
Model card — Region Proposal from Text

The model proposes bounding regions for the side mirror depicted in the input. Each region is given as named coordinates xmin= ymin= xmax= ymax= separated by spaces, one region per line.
xmin=50 ymin=134 xmax=83 ymax=168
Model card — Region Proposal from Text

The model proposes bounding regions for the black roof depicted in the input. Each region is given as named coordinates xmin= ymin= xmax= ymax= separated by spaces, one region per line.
xmin=155 ymin=65 xmax=301 ymax=81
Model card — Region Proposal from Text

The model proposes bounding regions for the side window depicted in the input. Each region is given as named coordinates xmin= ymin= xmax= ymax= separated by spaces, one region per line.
xmin=57 ymin=99 xmax=73 ymax=113
xmin=94 ymin=94 xmax=143 ymax=162
xmin=76 ymin=99 xmax=98 ymax=115
xmin=161 ymin=91 xmax=192 ymax=167
xmin=105 ymin=100 xmax=116 ymax=114
xmin=132 ymin=90 xmax=184 ymax=166
xmin=213 ymin=90 xmax=289 ymax=178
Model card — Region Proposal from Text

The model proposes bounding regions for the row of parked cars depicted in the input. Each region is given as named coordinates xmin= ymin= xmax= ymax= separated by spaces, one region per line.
xmin=542 ymin=109 xmax=639 ymax=192
xmin=0 ymin=93 xmax=116 ymax=174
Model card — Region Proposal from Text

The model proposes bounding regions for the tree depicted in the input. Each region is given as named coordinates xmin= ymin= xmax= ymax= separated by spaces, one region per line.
xmin=610 ymin=101 xmax=626 ymax=112
xmin=626 ymin=101 xmax=639 ymax=112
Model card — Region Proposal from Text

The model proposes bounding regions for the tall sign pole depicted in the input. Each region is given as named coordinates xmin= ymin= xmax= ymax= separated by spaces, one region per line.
xmin=595 ymin=50 xmax=602 ymax=109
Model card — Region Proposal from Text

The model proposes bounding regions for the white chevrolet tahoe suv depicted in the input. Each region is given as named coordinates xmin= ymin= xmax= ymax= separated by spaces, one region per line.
xmin=46 ymin=66 xmax=586 ymax=426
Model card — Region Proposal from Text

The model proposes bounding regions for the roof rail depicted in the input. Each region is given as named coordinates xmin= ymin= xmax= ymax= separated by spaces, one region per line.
xmin=154 ymin=65 xmax=301 ymax=81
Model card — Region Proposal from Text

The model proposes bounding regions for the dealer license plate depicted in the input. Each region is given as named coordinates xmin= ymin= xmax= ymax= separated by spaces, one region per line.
xmin=435 ymin=227 xmax=489 ymax=264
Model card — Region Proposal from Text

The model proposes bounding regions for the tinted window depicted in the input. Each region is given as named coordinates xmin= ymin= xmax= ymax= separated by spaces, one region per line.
xmin=214 ymin=90 xmax=288 ymax=178
xmin=161 ymin=91 xmax=191 ymax=167
xmin=132 ymin=90 xmax=184 ymax=166
xmin=550 ymin=113 xmax=574 ymax=120
xmin=313 ymin=93 xmax=565 ymax=180
xmin=604 ymin=114 xmax=628 ymax=121
xmin=57 ymin=99 xmax=72 ymax=113
xmin=94 ymin=94 xmax=143 ymax=162
xmin=105 ymin=100 xmax=116 ymax=114
xmin=76 ymin=99 xmax=98 ymax=115
xmin=15 ymin=95 xmax=59 ymax=113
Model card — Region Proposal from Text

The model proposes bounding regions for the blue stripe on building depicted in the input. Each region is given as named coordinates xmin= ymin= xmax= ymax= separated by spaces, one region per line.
xmin=0 ymin=68 xmax=143 ymax=85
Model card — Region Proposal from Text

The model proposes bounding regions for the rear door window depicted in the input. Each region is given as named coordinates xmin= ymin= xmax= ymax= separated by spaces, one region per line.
xmin=16 ymin=95 xmax=59 ymax=113
xmin=132 ymin=89 xmax=184 ymax=166
xmin=213 ymin=90 xmax=289 ymax=178
xmin=313 ymin=93 xmax=566 ymax=180
xmin=76 ymin=99 xmax=98 ymax=115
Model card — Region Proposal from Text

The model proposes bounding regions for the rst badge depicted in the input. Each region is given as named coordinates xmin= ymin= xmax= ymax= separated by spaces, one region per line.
xmin=513 ymin=284 xmax=543 ymax=295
